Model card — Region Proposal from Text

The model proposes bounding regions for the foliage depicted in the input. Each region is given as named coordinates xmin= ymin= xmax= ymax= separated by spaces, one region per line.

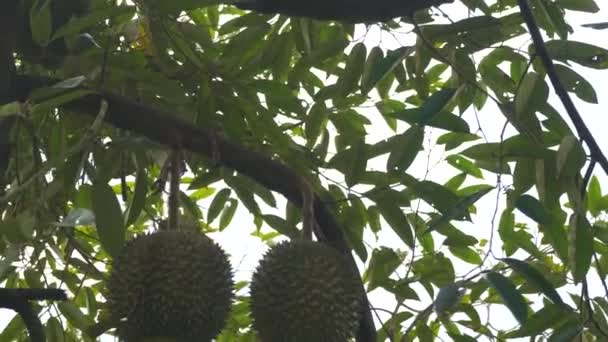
xmin=1 ymin=0 xmax=608 ymax=341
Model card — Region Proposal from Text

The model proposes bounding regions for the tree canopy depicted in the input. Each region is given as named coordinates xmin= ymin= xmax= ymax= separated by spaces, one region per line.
xmin=1 ymin=0 xmax=608 ymax=341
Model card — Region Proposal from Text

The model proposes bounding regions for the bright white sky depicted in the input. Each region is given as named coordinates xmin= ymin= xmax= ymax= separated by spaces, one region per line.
xmin=1 ymin=3 xmax=608 ymax=342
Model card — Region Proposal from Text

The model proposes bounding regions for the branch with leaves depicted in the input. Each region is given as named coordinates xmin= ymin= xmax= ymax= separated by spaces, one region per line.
xmin=14 ymin=74 xmax=377 ymax=341
xmin=517 ymin=0 xmax=608 ymax=176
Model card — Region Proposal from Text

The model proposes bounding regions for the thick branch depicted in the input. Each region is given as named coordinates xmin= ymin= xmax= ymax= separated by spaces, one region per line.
xmin=15 ymin=74 xmax=376 ymax=342
xmin=0 ymin=0 xmax=18 ymax=189
xmin=517 ymin=0 xmax=608 ymax=176
xmin=0 ymin=288 xmax=68 ymax=342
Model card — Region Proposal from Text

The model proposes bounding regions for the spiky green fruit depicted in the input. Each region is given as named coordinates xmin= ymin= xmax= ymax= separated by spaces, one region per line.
xmin=250 ymin=240 xmax=362 ymax=342
xmin=106 ymin=231 xmax=234 ymax=341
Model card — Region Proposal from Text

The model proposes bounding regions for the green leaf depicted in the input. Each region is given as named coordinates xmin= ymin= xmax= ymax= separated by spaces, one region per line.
xmin=548 ymin=320 xmax=582 ymax=341
xmin=515 ymin=72 xmax=549 ymax=116
xmin=364 ymin=247 xmax=402 ymax=291
xmin=412 ymin=253 xmax=455 ymax=287
xmin=556 ymin=0 xmax=599 ymax=12
xmin=376 ymin=201 xmax=414 ymax=249
xmin=360 ymin=47 xmax=413 ymax=94
xmin=208 ymin=188 xmax=231 ymax=223
xmin=512 ymin=73 xmax=547 ymax=143
xmin=344 ymin=138 xmax=368 ymax=187
xmin=448 ymin=333 xmax=477 ymax=342
xmin=446 ymin=155 xmax=483 ymax=178
xmin=587 ymin=176 xmax=603 ymax=216
xmin=582 ymin=22 xmax=608 ymax=29
xmin=568 ymin=214 xmax=593 ymax=283
xmin=46 ymin=317 xmax=65 ymax=342
xmin=52 ymin=6 xmax=136 ymax=42
xmin=30 ymin=0 xmax=53 ymax=46
xmin=449 ymin=246 xmax=482 ymax=264
xmin=542 ymin=40 xmax=608 ymax=69
xmin=386 ymin=126 xmax=424 ymax=173
xmin=553 ymin=64 xmax=598 ymax=103
xmin=219 ymin=199 xmax=238 ymax=231
xmin=388 ymin=108 xmax=469 ymax=133
xmin=404 ymin=178 xmax=461 ymax=214
xmin=226 ymin=176 xmax=261 ymax=216
xmin=124 ymin=168 xmax=148 ymax=227
xmin=501 ymin=258 xmax=565 ymax=306
xmin=305 ymin=102 xmax=328 ymax=147
xmin=222 ymin=24 xmax=271 ymax=66
xmin=419 ymin=88 xmax=457 ymax=123
xmin=513 ymin=159 xmax=536 ymax=195
xmin=58 ymin=301 xmax=94 ymax=331
xmin=367 ymin=206 xmax=382 ymax=234
xmin=337 ymin=43 xmax=366 ymax=96
xmin=461 ymin=136 xmax=551 ymax=160
xmin=263 ymin=214 xmax=299 ymax=238
xmin=485 ymin=271 xmax=528 ymax=324
xmin=507 ymin=304 xmax=574 ymax=338
xmin=437 ymin=132 xmax=480 ymax=150
xmin=515 ymin=194 xmax=551 ymax=224
xmin=92 ymin=181 xmax=125 ymax=257
xmin=0 ymin=314 xmax=25 ymax=341
xmin=555 ymin=135 xmax=586 ymax=179
xmin=426 ymin=187 xmax=493 ymax=233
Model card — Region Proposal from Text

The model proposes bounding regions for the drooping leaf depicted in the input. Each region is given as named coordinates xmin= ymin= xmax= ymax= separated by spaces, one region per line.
xmin=219 ymin=199 xmax=238 ymax=231
xmin=29 ymin=0 xmax=53 ymax=46
xmin=386 ymin=126 xmax=424 ymax=173
xmin=486 ymin=271 xmax=528 ymax=324
xmin=208 ymin=188 xmax=232 ymax=223
xmin=548 ymin=320 xmax=582 ymax=341
xmin=582 ymin=22 xmax=608 ymax=29
xmin=363 ymin=247 xmax=402 ymax=291
xmin=263 ymin=214 xmax=299 ymax=239
xmin=541 ymin=40 xmax=608 ymax=69
xmin=337 ymin=43 xmax=366 ymax=96
xmin=556 ymin=0 xmax=599 ymax=13
xmin=555 ymin=135 xmax=586 ymax=179
xmin=515 ymin=194 xmax=551 ymax=224
xmin=92 ymin=181 xmax=125 ymax=257
xmin=568 ymin=214 xmax=593 ymax=283
xmin=412 ymin=253 xmax=455 ymax=287
xmin=553 ymin=64 xmax=598 ymax=103
xmin=58 ymin=302 xmax=94 ymax=331
xmin=501 ymin=258 xmax=565 ymax=306
xmin=124 ymin=167 xmax=148 ymax=227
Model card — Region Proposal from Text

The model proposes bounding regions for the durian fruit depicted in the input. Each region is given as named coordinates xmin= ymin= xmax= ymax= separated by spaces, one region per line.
xmin=250 ymin=240 xmax=362 ymax=342
xmin=106 ymin=231 xmax=234 ymax=341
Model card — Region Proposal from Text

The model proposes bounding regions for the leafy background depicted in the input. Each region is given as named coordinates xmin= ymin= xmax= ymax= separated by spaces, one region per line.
xmin=1 ymin=0 xmax=608 ymax=341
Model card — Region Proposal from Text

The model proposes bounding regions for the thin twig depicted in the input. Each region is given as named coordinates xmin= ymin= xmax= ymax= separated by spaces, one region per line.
xmin=516 ymin=0 xmax=608 ymax=176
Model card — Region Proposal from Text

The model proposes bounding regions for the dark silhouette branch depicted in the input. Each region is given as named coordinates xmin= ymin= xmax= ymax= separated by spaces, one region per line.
xmin=0 ymin=288 xmax=68 ymax=342
xmin=0 ymin=0 xmax=19 ymax=191
xmin=14 ymin=74 xmax=376 ymax=342
xmin=517 ymin=0 xmax=608 ymax=176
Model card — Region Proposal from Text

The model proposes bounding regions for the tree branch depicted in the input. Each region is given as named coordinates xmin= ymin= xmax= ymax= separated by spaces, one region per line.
xmin=14 ymin=74 xmax=376 ymax=342
xmin=0 ymin=288 xmax=68 ymax=342
xmin=0 ymin=0 xmax=18 ymax=192
xmin=517 ymin=0 xmax=608 ymax=176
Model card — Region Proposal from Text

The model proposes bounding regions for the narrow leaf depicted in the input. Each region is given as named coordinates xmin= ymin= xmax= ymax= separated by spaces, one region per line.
xmin=92 ymin=182 xmax=125 ymax=257
xmin=124 ymin=168 xmax=147 ymax=227
xmin=208 ymin=188 xmax=231 ymax=223
xmin=486 ymin=271 xmax=528 ymax=324
xmin=501 ymin=258 xmax=565 ymax=306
